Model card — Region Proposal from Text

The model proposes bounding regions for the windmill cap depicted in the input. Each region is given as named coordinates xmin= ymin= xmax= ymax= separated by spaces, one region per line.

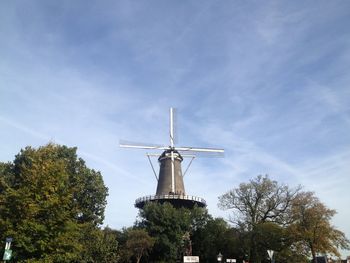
xmin=158 ymin=149 xmax=183 ymax=162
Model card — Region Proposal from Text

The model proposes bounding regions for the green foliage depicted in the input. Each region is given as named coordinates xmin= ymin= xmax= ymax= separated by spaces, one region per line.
xmin=137 ymin=202 xmax=190 ymax=262
xmin=252 ymin=222 xmax=301 ymax=263
xmin=115 ymin=227 xmax=131 ymax=263
xmin=192 ymin=217 xmax=241 ymax=263
xmin=254 ymin=222 xmax=286 ymax=250
xmin=80 ymin=226 xmax=119 ymax=263
xmin=218 ymin=175 xmax=349 ymax=263
xmin=2 ymin=145 xmax=348 ymax=263
xmin=0 ymin=144 xmax=109 ymax=262
xmin=125 ymin=228 xmax=155 ymax=263
xmin=136 ymin=203 xmax=209 ymax=263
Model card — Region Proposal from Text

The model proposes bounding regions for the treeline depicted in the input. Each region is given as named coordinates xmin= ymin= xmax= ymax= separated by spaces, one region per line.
xmin=0 ymin=144 xmax=348 ymax=263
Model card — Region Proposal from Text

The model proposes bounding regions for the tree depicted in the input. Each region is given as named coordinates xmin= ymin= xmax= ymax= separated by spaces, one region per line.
xmin=125 ymin=229 xmax=155 ymax=263
xmin=218 ymin=175 xmax=300 ymax=263
xmin=0 ymin=143 xmax=108 ymax=262
xmin=80 ymin=226 xmax=119 ymax=263
xmin=192 ymin=217 xmax=241 ymax=263
xmin=137 ymin=202 xmax=209 ymax=263
xmin=137 ymin=202 xmax=191 ymax=262
xmin=115 ymin=228 xmax=131 ymax=263
xmin=289 ymin=191 xmax=349 ymax=262
xmin=252 ymin=221 xmax=308 ymax=263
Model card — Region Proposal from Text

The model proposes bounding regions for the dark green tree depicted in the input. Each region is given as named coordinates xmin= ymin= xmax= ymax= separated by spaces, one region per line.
xmin=0 ymin=143 xmax=108 ymax=262
xmin=137 ymin=203 xmax=190 ymax=262
xmin=115 ymin=227 xmax=131 ymax=263
xmin=252 ymin=221 xmax=303 ymax=263
xmin=192 ymin=217 xmax=241 ymax=263
xmin=136 ymin=203 xmax=209 ymax=263
xmin=125 ymin=228 xmax=155 ymax=263
xmin=80 ymin=226 xmax=119 ymax=263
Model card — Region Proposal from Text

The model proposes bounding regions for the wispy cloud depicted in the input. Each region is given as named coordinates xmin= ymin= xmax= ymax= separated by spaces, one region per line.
xmin=1 ymin=1 xmax=350 ymax=256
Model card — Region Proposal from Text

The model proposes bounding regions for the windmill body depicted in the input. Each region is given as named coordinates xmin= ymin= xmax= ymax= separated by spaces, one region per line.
xmin=156 ymin=150 xmax=185 ymax=196
xmin=120 ymin=108 xmax=224 ymax=209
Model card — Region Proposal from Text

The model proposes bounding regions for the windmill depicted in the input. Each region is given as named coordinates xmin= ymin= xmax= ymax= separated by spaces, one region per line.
xmin=120 ymin=108 xmax=224 ymax=209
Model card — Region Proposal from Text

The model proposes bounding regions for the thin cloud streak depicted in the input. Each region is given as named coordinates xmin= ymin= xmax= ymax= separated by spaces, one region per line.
xmin=1 ymin=0 xmax=350 ymax=256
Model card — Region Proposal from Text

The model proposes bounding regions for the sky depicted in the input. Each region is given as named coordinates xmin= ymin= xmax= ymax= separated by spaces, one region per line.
xmin=1 ymin=0 xmax=350 ymax=257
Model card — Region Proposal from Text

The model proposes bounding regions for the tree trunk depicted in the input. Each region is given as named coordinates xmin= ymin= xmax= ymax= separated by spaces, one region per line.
xmin=310 ymin=245 xmax=317 ymax=263
xmin=250 ymin=232 xmax=259 ymax=263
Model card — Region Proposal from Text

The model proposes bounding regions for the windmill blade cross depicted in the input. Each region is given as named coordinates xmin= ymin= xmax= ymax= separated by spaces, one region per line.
xmin=119 ymin=139 xmax=169 ymax=150
xmin=170 ymin=107 xmax=175 ymax=148
xmin=147 ymin=153 xmax=196 ymax=158
xmin=171 ymin=150 xmax=175 ymax=193
xmin=176 ymin=146 xmax=224 ymax=153
xmin=120 ymin=144 xmax=168 ymax=150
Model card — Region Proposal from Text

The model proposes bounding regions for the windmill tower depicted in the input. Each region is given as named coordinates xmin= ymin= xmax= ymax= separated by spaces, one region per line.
xmin=120 ymin=108 xmax=224 ymax=209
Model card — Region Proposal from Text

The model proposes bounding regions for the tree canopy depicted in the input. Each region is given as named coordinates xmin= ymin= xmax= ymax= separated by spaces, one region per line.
xmin=0 ymin=143 xmax=109 ymax=262
xmin=218 ymin=175 xmax=349 ymax=263
xmin=136 ymin=202 xmax=211 ymax=263
xmin=290 ymin=191 xmax=349 ymax=262
xmin=191 ymin=217 xmax=241 ymax=263
xmin=125 ymin=228 xmax=155 ymax=263
xmin=218 ymin=175 xmax=300 ymax=262
xmin=218 ymin=175 xmax=300 ymax=227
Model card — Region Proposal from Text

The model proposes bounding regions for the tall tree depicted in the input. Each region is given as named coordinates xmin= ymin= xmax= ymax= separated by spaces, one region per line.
xmin=137 ymin=202 xmax=209 ymax=263
xmin=80 ymin=226 xmax=119 ymax=263
xmin=0 ymin=143 xmax=108 ymax=262
xmin=218 ymin=175 xmax=300 ymax=263
xmin=192 ymin=217 xmax=241 ymax=263
xmin=290 ymin=191 xmax=349 ymax=262
xmin=125 ymin=228 xmax=155 ymax=263
xmin=137 ymin=203 xmax=191 ymax=262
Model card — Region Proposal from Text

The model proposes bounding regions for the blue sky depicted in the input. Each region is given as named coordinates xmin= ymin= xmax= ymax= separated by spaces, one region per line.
xmin=1 ymin=0 xmax=350 ymax=256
